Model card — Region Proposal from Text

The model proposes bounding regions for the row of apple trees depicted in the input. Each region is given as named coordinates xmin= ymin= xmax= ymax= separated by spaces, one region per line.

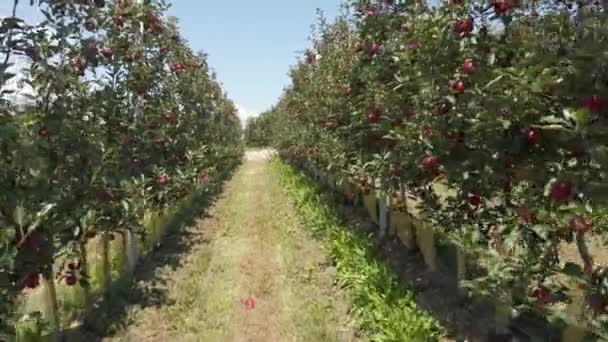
xmin=257 ymin=0 xmax=608 ymax=336
xmin=0 ymin=0 xmax=242 ymax=336
xmin=244 ymin=114 xmax=273 ymax=147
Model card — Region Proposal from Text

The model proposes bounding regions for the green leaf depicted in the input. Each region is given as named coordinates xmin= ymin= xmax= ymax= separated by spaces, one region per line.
xmin=530 ymin=224 xmax=550 ymax=240
xmin=561 ymin=262 xmax=584 ymax=279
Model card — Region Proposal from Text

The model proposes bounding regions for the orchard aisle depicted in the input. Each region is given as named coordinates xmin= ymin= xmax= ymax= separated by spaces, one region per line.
xmin=103 ymin=150 xmax=356 ymax=342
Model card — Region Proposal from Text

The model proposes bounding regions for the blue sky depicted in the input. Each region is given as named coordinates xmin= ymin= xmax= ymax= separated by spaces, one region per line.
xmin=1 ymin=1 xmax=342 ymax=123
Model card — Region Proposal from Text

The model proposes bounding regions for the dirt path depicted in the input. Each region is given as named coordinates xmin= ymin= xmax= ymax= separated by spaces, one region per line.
xmin=103 ymin=151 xmax=356 ymax=342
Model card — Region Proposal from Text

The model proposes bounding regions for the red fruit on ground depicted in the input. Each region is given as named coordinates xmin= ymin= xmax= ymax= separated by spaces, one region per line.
xmin=24 ymin=273 xmax=40 ymax=289
xmin=452 ymin=80 xmax=466 ymax=93
xmin=582 ymin=94 xmax=607 ymax=113
xmin=550 ymin=180 xmax=574 ymax=203
xmin=570 ymin=216 xmax=592 ymax=234
xmin=422 ymin=155 xmax=439 ymax=172
xmin=462 ymin=59 xmax=476 ymax=73
xmin=243 ymin=296 xmax=256 ymax=310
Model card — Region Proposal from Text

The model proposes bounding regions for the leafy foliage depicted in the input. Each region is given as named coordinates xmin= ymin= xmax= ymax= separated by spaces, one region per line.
xmin=244 ymin=112 xmax=273 ymax=147
xmin=0 ymin=0 xmax=242 ymax=336
xmin=264 ymin=0 xmax=608 ymax=336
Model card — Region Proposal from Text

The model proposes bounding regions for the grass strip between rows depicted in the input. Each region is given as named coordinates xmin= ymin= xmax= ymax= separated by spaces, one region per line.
xmin=272 ymin=158 xmax=445 ymax=342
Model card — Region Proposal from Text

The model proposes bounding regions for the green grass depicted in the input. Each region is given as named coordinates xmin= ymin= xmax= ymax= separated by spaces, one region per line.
xmin=273 ymin=158 xmax=445 ymax=342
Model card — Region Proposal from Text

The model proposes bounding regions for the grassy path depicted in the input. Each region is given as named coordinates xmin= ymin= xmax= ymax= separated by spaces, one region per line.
xmin=103 ymin=151 xmax=356 ymax=342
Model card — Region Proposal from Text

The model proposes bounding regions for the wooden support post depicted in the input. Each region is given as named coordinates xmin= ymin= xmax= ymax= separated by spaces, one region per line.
xmin=415 ymin=221 xmax=437 ymax=271
xmin=378 ymin=194 xmax=388 ymax=239
xmin=41 ymin=270 xmax=60 ymax=342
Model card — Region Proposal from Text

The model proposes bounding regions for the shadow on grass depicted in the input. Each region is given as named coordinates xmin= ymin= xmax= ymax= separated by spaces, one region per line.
xmin=61 ymin=164 xmax=240 ymax=342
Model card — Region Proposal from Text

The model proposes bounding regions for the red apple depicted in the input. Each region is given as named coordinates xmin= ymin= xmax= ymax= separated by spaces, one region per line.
xmin=570 ymin=216 xmax=592 ymax=234
xmin=583 ymin=94 xmax=607 ymax=113
xmin=72 ymin=58 xmax=86 ymax=76
xmin=368 ymin=42 xmax=380 ymax=57
xmin=438 ymin=102 xmax=451 ymax=114
xmin=494 ymin=0 xmax=511 ymax=15
xmin=163 ymin=112 xmax=176 ymax=121
xmin=65 ymin=274 xmax=77 ymax=286
xmin=367 ymin=113 xmax=381 ymax=123
xmin=453 ymin=17 xmax=474 ymax=34
xmin=532 ymin=287 xmax=551 ymax=305
xmin=157 ymin=175 xmax=170 ymax=186
xmin=172 ymin=63 xmax=186 ymax=73
xmin=101 ymin=47 xmax=113 ymax=59
xmin=24 ymin=273 xmax=41 ymax=289
xmin=462 ymin=59 xmax=476 ymax=73
xmin=452 ymin=80 xmax=466 ymax=93
xmin=38 ymin=127 xmax=49 ymax=137
xmin=523 ymin=126 xmax=541 ymax=145
xmin=469 ymin=192 xmax=481 ymax=207
xmin=550 ymin=180 xmax=574 ymax=203
xmin=422 ymin=155 xmax=439 ymax=172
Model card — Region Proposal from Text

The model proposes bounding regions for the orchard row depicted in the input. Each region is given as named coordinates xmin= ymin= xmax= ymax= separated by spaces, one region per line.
xmin=252 ymin=0 xmax=608 ymax=337
xmin=0 ymin=0 xmax=241 ymax=337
